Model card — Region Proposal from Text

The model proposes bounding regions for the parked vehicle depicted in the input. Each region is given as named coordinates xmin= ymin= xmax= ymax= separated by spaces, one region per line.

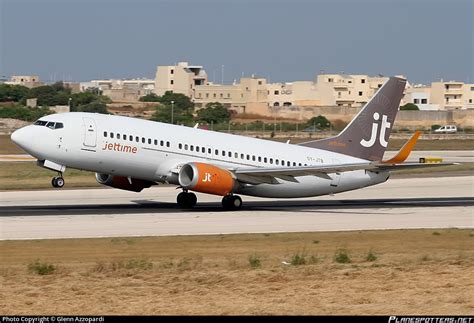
xmin=434 ymin=125 xmax=457 ymax=134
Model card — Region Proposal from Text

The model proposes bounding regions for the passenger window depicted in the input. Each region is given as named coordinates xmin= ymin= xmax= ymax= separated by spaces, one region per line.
xmin=117 ymin=134 xmax=121 ymax=139
xmin=276 ymin=160 xmax=279 ymax=165
xmin=228 ymin=151 xmax=231 ymax=157
xmin=160 ymin=140 xmax=164 ymax=146
xmin=196 ymin=146 xmax=200 ymax=152
xmin=270 ymin=158 xmax=273 ymax=164
xmin=190 ymin=145 xmax=194 ymax=151
xmin=129 ymin=135 xmax=133 ymax=141
xmin=111 ymin=133 xmax=114 ymax=139
xmin=299 ymin=163 xmax=302 ymax=166
xmin=252 ymin=156 xmax=256 ymax=161
xmin=148 ymin=138 xmax=151 ymax=144
xmin=166 ymin=142 xmax=170 ymax=147
xmin=142 ymin=137 xmax=145 ymax=143
xmin=264 ymin=157 xmax=267 ymax=163
xmin=208 ymin=148 xmax=211 ymax=154
xmin=179 ymin=143 xmax=182 ymax=149
xmin=246 ymin=155 xmax=250 ymax=160
xmin=241 ymin=153 xmax=244 ymax=159
xmin=136 ymin=136 xmax=139 ymax=142
xmin=215 ymin=149 xmax=219 ymax=155
xmin=185 ymin=144 xmax=188 ymax=150
xmin=293 ymin=162 xmax=296 ymax=166
xmin=258 ymin=156 xmax=262 ymax=162
xmin=222 ymin=150 xmax=225 ymax=156
xmin=287 ymin=161 xmax=290 ymax=166
xmin=202 ymin=147 xmax=205 ymax=153
xmin=235 ymin=152 xmax=238 ymax=158
xmin=104 ymin=131 xmax=107 ymax=137
xmin=154 ymin=139 xmax=158 ymax=145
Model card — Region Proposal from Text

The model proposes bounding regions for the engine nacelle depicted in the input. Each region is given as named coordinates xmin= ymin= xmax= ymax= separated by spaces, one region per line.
xmin=95 ymin=173 xmax=154 ymax=192
xmin=178 ymin=162 xmax=236 ymax=196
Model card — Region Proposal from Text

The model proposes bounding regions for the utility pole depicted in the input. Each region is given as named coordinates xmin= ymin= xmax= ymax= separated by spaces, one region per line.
xmin=221 ymin=65 xmax=224 ymax=84
xmin=172 ymin=101 xmax=175 ymax=124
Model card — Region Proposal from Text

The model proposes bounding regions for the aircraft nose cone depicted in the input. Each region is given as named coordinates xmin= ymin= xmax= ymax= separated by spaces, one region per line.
xmin=11 ymin=127 xmax=30 ymax=150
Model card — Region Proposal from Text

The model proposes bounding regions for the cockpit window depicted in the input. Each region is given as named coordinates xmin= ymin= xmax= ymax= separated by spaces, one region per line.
xmin=34 ymin=120 xmax=64 ymax=129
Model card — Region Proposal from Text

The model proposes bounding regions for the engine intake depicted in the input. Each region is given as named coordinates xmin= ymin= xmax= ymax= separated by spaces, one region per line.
xmin=178 ymin=162 xmax=236 ymax=196
xmin=95 ymin=173 xmax=154 ymax=192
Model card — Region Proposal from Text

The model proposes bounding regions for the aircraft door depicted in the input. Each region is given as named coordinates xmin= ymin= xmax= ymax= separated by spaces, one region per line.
xmin=83 ymin=117 xmax=97 ymax=147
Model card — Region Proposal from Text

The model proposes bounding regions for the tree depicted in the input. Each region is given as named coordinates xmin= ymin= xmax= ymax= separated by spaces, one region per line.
xmin=400 ymin=103 xmax=419 ymax=111
xmin=196 ymin=102 xmax=230 ymax=124
xmin=0 ymin=84 xmax=30 ymax=102
xmin=76 ymin=101 xmax=108 ymax=114
xmin=151 ymin=91 xmax=194 ymax=124
xmin=152 ymin=104 xmax=193 ymax=124
xmin=306 ymin=115 xmax=331 ymax=129
xmin=139 ymin=93 xmax=161 ymax=102
xmin=0 ymin=106 xmax=53 ymax=121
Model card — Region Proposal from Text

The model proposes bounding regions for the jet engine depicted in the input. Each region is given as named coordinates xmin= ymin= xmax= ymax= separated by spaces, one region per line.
xmin=178 ymin=162 xmax=237 ymax=196
xmin=95 ymin=173 xmax=155 ymax=192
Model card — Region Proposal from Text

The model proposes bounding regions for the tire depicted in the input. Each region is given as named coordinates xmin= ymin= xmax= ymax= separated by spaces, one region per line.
xmin=177 ymin=192 xmax=197 ymax=208
xmin=55 ymin=177 xmax=65 ymax=188
xmin=222 ymin=195 xmax=242 ymax=210
xmin=51 ymin=177 xmax=58 ymax=188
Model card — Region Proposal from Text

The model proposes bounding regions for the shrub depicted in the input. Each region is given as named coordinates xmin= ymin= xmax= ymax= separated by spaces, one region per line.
xmin=365 ymin=250 xmax=377 ymax=262
xmin=28 ymin=260 xmax=56 ymax=275
xmin=248 ymin=253 xmax=261 ymax=269
xmin=334 ymin=248 xmax=351 ymax=264
xmin=290 ymin=251 xmax=307 ymax=266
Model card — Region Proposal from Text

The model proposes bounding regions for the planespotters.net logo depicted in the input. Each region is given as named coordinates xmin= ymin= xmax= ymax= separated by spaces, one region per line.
xmin=389 ymin=317 xmax=473 ymax=323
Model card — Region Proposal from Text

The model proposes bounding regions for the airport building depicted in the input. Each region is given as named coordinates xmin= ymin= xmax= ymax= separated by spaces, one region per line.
xmin=154 ymin=62 xmax=208 ymax=97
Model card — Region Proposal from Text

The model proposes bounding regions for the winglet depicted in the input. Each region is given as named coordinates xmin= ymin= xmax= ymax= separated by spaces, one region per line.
xmin=382 ymin=131 xmax=421 ymax=164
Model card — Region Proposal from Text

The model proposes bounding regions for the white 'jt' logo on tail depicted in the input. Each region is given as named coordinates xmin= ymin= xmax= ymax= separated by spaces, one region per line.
xmin=203 ymin=173 xmax=212 ymax=182
xmin=360 ymin=112 xmax=391 ymax=148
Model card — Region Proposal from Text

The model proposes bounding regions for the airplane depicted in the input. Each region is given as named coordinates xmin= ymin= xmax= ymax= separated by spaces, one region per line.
xmin=10 ymin=77 xmax=454 ymax=210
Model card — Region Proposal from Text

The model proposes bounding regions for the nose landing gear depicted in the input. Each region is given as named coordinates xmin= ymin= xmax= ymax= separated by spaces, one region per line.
xmin=51 ymin=174 xmax=65 ymax=188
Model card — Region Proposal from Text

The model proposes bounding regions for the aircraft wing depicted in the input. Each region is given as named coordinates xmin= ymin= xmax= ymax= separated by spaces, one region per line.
xmin=232 ymin=162 xmax=457 ymax=184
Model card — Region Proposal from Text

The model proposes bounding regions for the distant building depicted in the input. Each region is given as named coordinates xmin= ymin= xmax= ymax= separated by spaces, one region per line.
xmin=430 ymin=81 xmax=474 ymax=110
xmin=194 ymin=77 xmax=268 ymax=114
xmin=5 ymin=75 xmax=43 ymax=88
xmin=155 ymin=62 xmax=207 ymax=97
xmin=80 ymin=78 xmax=155 ymax=102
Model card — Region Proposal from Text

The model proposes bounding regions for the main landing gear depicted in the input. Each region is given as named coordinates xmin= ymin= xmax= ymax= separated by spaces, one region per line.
xmin=177 ymin=191 xmax=197 ymax=208
xmin=51 ymin=174 xmax=65 ymax=188
xmin=222 ymin=195 xmax=243 ymax=210
xmin=176 ymin=191 xmax=243 ymax=210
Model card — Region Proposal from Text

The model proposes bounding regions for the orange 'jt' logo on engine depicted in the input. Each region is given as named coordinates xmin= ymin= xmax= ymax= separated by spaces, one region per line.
xmin=202 ymin=173 xmax=212 ymax=182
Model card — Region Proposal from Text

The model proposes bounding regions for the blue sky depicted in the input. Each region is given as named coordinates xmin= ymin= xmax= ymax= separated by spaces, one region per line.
xmin=1 ymin=0 xmax=472 ymax=84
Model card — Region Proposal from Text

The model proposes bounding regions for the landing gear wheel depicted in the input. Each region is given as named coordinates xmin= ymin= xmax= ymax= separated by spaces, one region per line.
xmin=222 ymin=195 xmax=242 ymax=210
xmin=177 ymin=192 xmax=197 ymax=208
xmin=51 ymin=176 xmax=65 ymax=188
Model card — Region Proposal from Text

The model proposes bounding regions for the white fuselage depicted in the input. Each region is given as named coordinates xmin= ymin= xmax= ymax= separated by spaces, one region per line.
xmin=12 ymin=112 xmax=389 ymax=198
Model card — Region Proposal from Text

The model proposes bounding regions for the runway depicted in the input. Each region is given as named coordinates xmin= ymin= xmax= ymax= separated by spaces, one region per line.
xmin=1 ymin=176 xmax=473 ymax=240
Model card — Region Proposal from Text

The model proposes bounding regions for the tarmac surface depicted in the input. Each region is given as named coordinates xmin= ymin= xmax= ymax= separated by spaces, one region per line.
xmin=0 ymin=176 xmax=472 ymax=240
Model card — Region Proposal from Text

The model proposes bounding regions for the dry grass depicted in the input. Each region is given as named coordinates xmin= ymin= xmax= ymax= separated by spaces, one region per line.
xmin=0 ymin=229 xmax=472 ymax=315
xmin=0 ymin=162 xmax=99 ymax=190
